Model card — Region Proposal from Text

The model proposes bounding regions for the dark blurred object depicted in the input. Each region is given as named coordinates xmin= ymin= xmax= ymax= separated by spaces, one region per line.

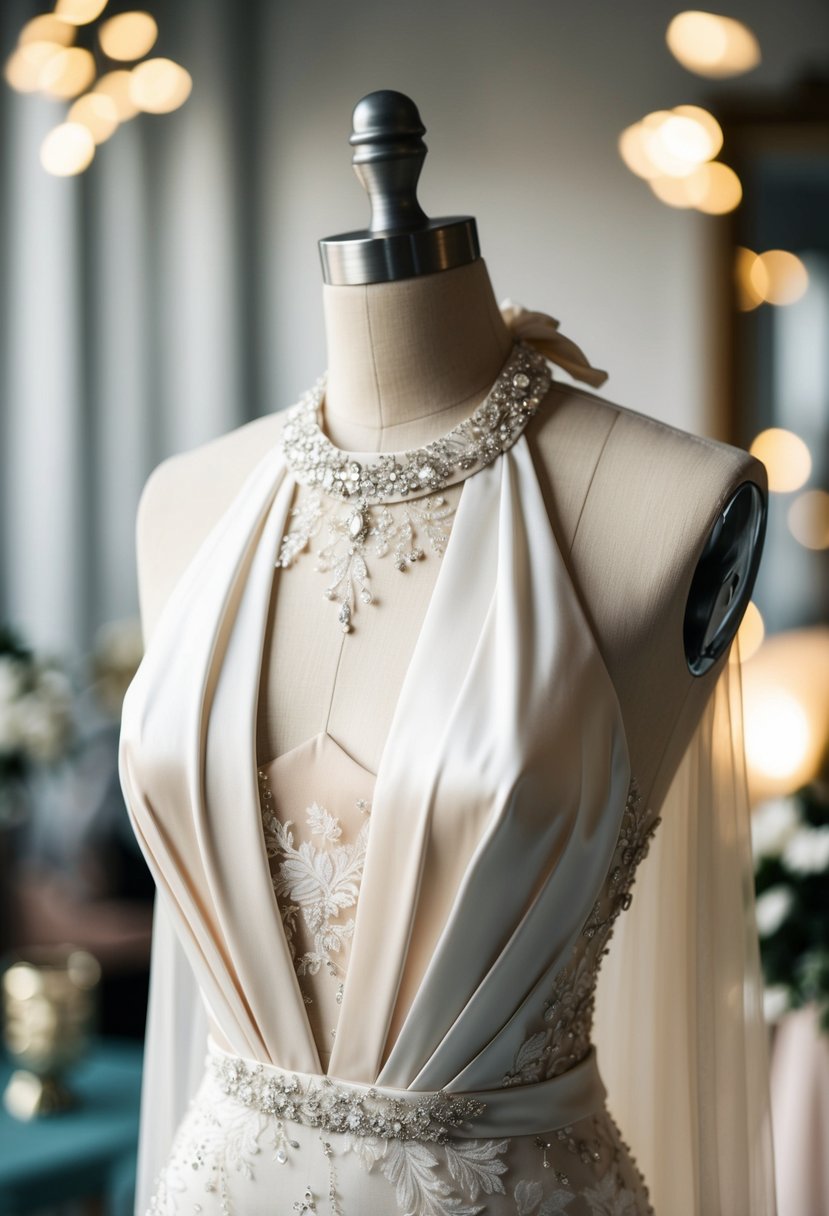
xmin=7 ymin=619 xmax=153 ymax=1040
xmin=3 ymin=946 xmax=101 ymax=1120
xmin=0 ymin=1036 xmax=141 ymax=1215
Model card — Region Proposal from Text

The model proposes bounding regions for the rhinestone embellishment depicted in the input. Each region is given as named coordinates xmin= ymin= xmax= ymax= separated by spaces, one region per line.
xmin=207 ymin=1050 xmax=487 ymax=1145
xmin=279 ymin=341 xmax=551 ymax=506
xmin=276 ymin=342 xmax=552 ymax=631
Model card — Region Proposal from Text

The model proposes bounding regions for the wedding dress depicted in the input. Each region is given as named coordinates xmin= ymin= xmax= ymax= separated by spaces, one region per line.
xmin=118 ymin=310 xmax=776 ymax=1216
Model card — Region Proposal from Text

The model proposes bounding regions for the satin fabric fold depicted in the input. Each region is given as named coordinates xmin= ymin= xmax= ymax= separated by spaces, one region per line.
xmin=119 ymin=430 xmax=630 ymax=1095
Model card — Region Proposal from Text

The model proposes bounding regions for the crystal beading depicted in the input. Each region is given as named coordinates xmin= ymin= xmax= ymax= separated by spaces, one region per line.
xmin=276 ymin=341 xmax=552 ymax=631
xmin=206 ymin=1049 xmax=487 ymax=1145
xmin=278 ymin=341 xmax=551 ymax=507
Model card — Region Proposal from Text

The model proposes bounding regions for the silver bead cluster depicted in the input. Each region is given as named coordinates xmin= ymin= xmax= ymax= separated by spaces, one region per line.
xmin=278 ymin=342 xmax=552 ymax=507
xmin=207 ymin=1051 xmax=487 ymax=1145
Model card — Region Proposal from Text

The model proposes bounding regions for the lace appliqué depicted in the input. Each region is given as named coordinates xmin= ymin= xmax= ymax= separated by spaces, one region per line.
xmin=258 ymin=769 xmax=370 ymax=1013
xmin=276 ymin=488 xmax=454 ymax=633
xmin=502 ymin=779 xmax=661 ymax=1088
xmin=347 ymin=1131 xmax=510 ymax=1215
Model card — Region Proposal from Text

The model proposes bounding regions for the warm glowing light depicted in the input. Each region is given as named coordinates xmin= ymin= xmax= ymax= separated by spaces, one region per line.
xmin=54 ymin=0 xmax=109 ymax=25
xmin=744 ymin=691 xmax=811 ymax=781
xmin=649 ymin=173 xmax=699 ymax=208
xmin=94 ymin=70 xmax=140 ymax=120
xmin=741 ymin=627 xmax=829 ymax=803
xmin=787 ymin=490 xmax=829 ymax=551
xmin=749 ymin=428 xmax=812 ymax=493
xmin=666 ymin=10 xmax=761 ymax=78
xmin=618 ymin=124 xmax=662 ymax=181
xmin=19 ymin=16 xmax=75 ymax=46
xmin=672 ymin=104 xmax=723 ymax=156
xmin=130 ymin=58 xmax=192 ymax=114
xmin=4 ymin=42 xmax=63 ymax=93
xmin=659 ymin=114 xmax=716 ymax=164
xmin=693 ymin=160 xmax=742 ymax=213
xmin=753 ymin=250 xmax=809 ymax=306
xmin=738 ymin=601 xmax=765 ymax=662
xmin=38 ymin=45 xmax=96 ymax=98
xmin=641 ymin=110 xmax=699 ymax=177
xmin=735 ymin=247 xmax=766 ymax=311
xmin=98 ymin=11 xmax=158 ymax=61
xmin=68 ymin=92 xmax=119 ymax=144
xmin=40 ymin=121 xmax=95 ymax=175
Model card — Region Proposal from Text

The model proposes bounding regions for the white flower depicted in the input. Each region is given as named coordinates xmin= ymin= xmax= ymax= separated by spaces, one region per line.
xmin=0 ymin=655 xmax=28 ymax=706
xmin=755 ymin=885 xmax=794 ymax=937
xmin=763 ymin=984 xmax=790 ymax=1023
xmin=751 ymin=797 xmax=799 ymax=861
xmin=782 ymin=826 xmax=829 ymax=875
xmin=14 ymin=669 xmax=73 ymax=764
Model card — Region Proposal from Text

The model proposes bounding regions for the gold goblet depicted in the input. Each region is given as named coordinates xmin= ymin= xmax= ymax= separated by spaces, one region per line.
xmin=2 ymin=944 xmax=101 ymax=1120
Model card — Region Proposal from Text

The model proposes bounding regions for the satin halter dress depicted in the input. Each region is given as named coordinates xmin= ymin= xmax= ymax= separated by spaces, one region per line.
xmin=118 ymin=359 xmax=661 ymax=1214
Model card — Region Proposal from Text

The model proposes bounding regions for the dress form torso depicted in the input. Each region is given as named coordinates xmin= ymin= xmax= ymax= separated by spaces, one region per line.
xmin=134 ymin=257 xmax=766 ymax=1070
xmin=124 ymin=256 xmax=773 ymax=1216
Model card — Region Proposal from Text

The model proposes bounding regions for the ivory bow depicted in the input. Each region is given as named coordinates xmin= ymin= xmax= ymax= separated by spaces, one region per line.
xmin=499 ymin=300 xmax=609 ymax=389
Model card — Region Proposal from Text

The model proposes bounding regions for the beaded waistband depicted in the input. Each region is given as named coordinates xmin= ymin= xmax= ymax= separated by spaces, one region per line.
xmin=204 ymin=1034 xmax=607 ymax=1142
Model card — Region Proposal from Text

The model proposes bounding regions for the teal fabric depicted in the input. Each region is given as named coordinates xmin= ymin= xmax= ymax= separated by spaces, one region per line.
xmin=0 ymin=1038 xmax=142 ymax=1215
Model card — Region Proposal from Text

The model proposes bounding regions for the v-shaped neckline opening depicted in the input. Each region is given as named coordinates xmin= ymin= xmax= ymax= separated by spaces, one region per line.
xmin=250 ymin=460 xmax=471 ymax=1074
xmin=253 ymin=466 xmax=470 ymax=801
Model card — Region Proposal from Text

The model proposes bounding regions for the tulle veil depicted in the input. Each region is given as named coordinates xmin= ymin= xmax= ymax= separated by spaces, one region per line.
xmin=594 ymin=636 xmax=777 ymax=1215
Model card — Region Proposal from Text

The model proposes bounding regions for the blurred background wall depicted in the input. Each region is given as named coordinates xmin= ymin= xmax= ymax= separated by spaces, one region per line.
xmin=2 ymin=0 xmax=828 ymax=657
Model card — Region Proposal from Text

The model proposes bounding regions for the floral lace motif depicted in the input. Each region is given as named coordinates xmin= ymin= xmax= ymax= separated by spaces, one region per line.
xmin=257 ymin=769 xmax=371 ymax=1015
xmin=146 ymin=776 xmax=658 ymax=1214
xmin=502 ymin=778 xmax=661 ymax=1088
xmin=276 ymin=484 xmax=455 ymax=633
xmin=148 ymin=1078 xmax=653 ymax=1216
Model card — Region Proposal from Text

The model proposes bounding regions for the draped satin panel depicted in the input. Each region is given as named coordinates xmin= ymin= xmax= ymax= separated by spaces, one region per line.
xmin=119 ymin=432 xmax=630 ymax=1093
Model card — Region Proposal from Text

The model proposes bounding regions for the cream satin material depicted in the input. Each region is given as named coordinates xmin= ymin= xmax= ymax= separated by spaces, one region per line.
xmin=119 ymin=430 xmax=631 ymax=1090
xmin=205 ymin=1034 xmax=608 ymax=1139
xmin=500 ymin=300 xmax=609 ymax=389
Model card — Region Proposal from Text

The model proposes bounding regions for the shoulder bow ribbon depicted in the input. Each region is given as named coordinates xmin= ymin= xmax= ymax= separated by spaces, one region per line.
xmin=499 ymin=300 xmax=609 ymax=389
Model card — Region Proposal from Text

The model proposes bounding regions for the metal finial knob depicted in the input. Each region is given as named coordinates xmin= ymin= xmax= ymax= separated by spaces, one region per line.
xmin=319 ymin=90 xmax=479 ymax=286
xmin=349 ymin=90 xmax=429 ymax=233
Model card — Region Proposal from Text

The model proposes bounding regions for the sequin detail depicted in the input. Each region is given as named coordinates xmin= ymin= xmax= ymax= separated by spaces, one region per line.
xmin=276 ymin=341 xmax=552 ymax=632
xmin=502 ymin=778 xmax=661 ymax=1088
xmin=278 ymin=342 xmax=551 ymax=507
xmin=206 ymin=1051 xmax=487 ymax=1145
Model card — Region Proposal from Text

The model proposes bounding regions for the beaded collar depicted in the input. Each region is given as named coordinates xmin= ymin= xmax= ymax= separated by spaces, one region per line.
xmin=276 ymin=342 xmax=552 ymax=632
xmin=279 ymin=341 xmax=551 ymax=507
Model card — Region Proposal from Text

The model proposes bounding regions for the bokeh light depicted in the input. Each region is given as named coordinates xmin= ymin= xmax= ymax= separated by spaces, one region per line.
xmin=744 ymin=689 xmax=811 ymax=782
xmin=54 ymin=0 xmax=109 ymax=26
xmin=130 ymin=58 xmax=192 ymax=114
xmin=19 ymin=16 xmax=75 ymax=47
xmin=4 ymin=42 xmax=64 ymax=93
xmin=40 ymin=122 xmax=96 ymax=176
xmin=99 ymin=11 xmax=158 ymax=61
xmin=749 ymin=428 xmax=812 ymax=493
xmin=737 ymin=601 xmax=765 ymax=662
xmin=67 ymin=92 xmax=120 ymax=144
xmin=787 ymin=490 xmax=829 ymax=551
xmin=752 ymin=250 xmax=809 ymax=306
xmin=94 ymin=70 xmax=141 ymax=121
xmin=38 ymin=46 xmax=96 ymax=99
xmin=666 ymin=11 xmax=761 ymax=78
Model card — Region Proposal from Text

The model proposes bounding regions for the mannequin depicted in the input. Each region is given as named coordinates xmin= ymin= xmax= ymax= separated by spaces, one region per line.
xmin=126 ymin=91 xmax=774 ymax=1216
xmin=136 ymin=93 xmax=766 ymax=828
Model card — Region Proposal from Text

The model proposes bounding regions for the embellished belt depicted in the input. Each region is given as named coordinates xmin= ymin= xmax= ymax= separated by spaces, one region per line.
xmin=205 ymin=1033 xmax=607 ymax=1142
